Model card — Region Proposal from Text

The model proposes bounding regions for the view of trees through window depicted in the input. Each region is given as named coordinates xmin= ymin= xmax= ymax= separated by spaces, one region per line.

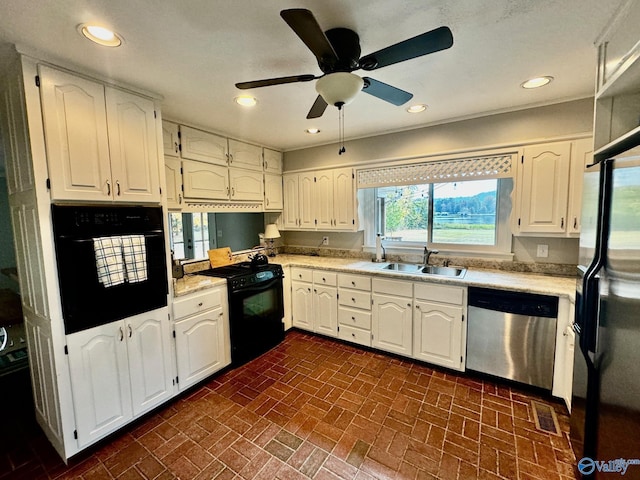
xmin=377 ymin=179 xmax=498 ymax=245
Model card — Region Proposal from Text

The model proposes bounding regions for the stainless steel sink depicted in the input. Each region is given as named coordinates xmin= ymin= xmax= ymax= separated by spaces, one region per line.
xmin=380 ymin=263 xmax=466 ymax=278
xmin=421 ymin=265 xmax=466 ymax=277
xmin=381 ymin=263 xmax=422 ymax=272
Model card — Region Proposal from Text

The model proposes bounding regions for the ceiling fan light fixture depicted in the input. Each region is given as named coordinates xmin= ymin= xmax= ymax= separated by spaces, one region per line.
xmin=78 ymin=24 xmax=122 ymax=47
xmin=305 ymin=128 xmax=320 ymax=134
xmin=316 ymin=72 xmax=364 ymax=107
xmin=406 ymin=104 xmax=428 ymax=113
xmin=234 ymin=95 xmax=258 ymax=107
xmin=521 ymin=76 xmax=554 ymax=89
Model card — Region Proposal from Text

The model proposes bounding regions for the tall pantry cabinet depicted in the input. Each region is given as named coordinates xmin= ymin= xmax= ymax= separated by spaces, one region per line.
xmin=0 ymin=53 xmax=166 ymax=460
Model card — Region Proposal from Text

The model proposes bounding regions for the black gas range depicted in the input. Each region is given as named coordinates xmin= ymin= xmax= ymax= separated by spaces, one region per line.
xmin=197 ymin=261 xmax=284 ymax=366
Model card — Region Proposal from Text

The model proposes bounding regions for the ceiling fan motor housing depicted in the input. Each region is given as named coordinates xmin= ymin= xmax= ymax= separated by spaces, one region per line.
xmin=322 ymin=28 xmax=361 ymax=72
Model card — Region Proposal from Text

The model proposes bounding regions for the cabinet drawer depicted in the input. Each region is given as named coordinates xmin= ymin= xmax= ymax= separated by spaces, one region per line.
xmin=291 ymin=267 xmax=312 ymax=283
xmin=372 ymin=278 xmax=413 ymax=297
xmin=338 ymin=324 xmax=371 ymax=347
xmin=313 ymin=270 xmax=337 ymax=286
xmin=173 ymin=287 xmax=225 ymax=319
xmin=414 ymin=283 xmax=465 ymax=305
xmin=338 ymin=289 xmax=371 ymax=310
xmin=338 ymin=274 xmax=371 ymax=291
xmin=338 ymin=307 xmax=371 ymax=330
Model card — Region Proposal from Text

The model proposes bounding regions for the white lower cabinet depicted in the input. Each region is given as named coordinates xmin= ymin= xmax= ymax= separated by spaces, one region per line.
xmin=413 ymin=283 xmax=466 ymax=371
xmin=291 ymin=268 xmax=338 ymax=336
xmin=173 ymin=286 xmax=231 ymax=391
xmin=67 ymin=307 xmax=172 ymax=448
xmin=372 ymin=278 xmax=413 ymax=357
xmin=338 ymin=273 xmax=372 ymax=347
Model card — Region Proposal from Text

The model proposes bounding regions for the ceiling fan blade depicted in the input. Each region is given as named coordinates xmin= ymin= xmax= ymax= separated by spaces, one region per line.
xmin=281 ymin=9 xmax=338 ymax=65
xmin=236 ymin=74 xmax=317 ymax=90
xmin=359 ymin=26 xmax=453 ymax=71
xmin=362 ymin=77 xmax=413 ymax=106
xmin=306 ymin=95 xmax=328 ymax=119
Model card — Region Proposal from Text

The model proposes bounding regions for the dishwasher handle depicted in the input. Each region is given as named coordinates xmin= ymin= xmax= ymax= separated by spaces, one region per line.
xmin=468 ymin=287 xmax=558 ymax=318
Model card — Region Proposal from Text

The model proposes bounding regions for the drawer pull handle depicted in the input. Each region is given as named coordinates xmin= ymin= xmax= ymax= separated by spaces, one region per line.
xmin=119 ymin=327 xmax=124 ymax=342
xmin=128 ymin=325 xmax=132 ymax=338
xmin=198 ymin=302 xmax=203 ymax=307
xmin=322 ymin=277 xmax=326 ymax=282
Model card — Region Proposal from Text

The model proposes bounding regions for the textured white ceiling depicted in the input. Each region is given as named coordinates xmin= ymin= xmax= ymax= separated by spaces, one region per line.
xmin=0 ymin=1 xmax=624 ymax=152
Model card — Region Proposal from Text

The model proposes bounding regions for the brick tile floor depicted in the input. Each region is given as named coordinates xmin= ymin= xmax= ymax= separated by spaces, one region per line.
xmin=1 ymin=330 xmax=578 ymax=479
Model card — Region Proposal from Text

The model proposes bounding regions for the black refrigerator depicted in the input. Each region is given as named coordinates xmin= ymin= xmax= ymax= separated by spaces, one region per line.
xmin=571 ymin=145 xmax=640 ymax=478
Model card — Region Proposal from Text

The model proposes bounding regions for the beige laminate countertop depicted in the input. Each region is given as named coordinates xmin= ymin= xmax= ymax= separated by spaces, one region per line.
xmin=174 ymin=254 xmax=576 ymax=301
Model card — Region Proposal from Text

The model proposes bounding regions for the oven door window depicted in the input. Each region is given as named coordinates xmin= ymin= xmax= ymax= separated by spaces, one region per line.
xmin=242 ymin=288 xmax=280 ymax=318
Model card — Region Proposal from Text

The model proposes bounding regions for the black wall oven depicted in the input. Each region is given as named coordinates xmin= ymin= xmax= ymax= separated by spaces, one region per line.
xmin=51 ymin=205 xmax=168 ymax=335
xmin=198 ymin=262 xmax=284 ymax=366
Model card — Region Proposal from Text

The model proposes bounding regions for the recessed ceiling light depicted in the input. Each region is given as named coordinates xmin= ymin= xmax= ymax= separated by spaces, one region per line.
xmin=305 ymin=128 xmax=320 ymax=134
xmin=406 ymin=104 xmax=428 ymax=113
xmin=78 ymin=24 xmax=122 ymax=47
xmin=521 ymin=76 xmax=554 ymax=89
xmin=234 ymin=95 xmax=257 ymax=107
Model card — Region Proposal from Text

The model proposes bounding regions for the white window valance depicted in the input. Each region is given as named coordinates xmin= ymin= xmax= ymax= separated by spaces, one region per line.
xmin=357 ymin=153 xmax=515 ymax=188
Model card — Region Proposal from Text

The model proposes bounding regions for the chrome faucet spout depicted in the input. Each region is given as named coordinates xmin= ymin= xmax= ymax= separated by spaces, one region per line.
xmin=423 ymin=246 xmax=439 ymax=266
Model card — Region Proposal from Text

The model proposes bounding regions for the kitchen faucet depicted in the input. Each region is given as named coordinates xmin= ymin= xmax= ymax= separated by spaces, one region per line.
xmin=423 ymin=246 xmax=439 ymax=266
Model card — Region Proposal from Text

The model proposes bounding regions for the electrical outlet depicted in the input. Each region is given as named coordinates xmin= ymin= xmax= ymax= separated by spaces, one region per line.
xmin=536 ymin=244 xmax=549 ymax=258
xmin=322 ymin=236 xmax=329 ymax=246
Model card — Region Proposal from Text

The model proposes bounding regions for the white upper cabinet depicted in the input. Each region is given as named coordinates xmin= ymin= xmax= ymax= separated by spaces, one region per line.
xmin=229 ymin=168 xmax=263 ymax=201
xmin=228 ymin=139 xmax=263 ymax=171
xmin=516 ymin=141 xmax=572 ymax=234
xmin=263 ymin=148 xmax=283 ymax=173
xmin=164 ymin=156 xmax=182 ymax=209
xmin=180 ymin=125 xmax=228 ymax=165
xmin=282 ymin=168 xmax=356 ymax=231
xmin=39 ymin=66 xmax=112 ymax=202
xmin=162 ymin=120 xmax=180 ymax=157
xmin=38 ymin=65 xmax=161 ymax=203
xmin=105 ymin=87 xmax=161 ymax=203
xmin=264 ymin=173 xmax=283 ymax=211
xmin=182 ymin=160 xmax=229 ymax=199
xmin=567 ymin=138 xmax=593 ymax=235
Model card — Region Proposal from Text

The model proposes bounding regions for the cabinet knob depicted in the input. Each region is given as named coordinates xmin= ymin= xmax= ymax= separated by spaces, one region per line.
xmin=416 ymin=305 xmax=420 ymax=309
xmin=352 ymin=333 xmax=356 ymax=338
xmin=351 ymin=281 xmax=356 ymax=286
xmin=407 ymin=303 xmax=411 ymax=307
xmin=264 ymin=161 xmax=268 ymax=170
xmin=352 ymin=298 xmax=356 ymax=302
xmin=322 ymin=277 xmax=326 ymax=282
xmin=351 ymin=316 xmax=356 ymax=321
xmin=174 ymin=142 xmax=179 ymax=154
xmin=198 ymin=302 xmax=203 ymax=307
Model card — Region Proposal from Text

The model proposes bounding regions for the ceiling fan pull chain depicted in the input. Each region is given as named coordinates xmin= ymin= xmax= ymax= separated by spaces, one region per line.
xmin=338 ymin=105 xmax=346 ymax=155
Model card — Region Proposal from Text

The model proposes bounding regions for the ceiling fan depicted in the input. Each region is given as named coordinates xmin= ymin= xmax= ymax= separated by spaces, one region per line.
xmin=235 ymin=9 xmax=454 ymax=119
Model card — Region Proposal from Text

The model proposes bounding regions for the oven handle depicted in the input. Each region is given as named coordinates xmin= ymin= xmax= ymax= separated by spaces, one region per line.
xmin=57 ymin=231 xmax=164 ymax=242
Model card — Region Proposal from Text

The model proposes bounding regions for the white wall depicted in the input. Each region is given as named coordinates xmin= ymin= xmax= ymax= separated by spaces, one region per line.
xmin=283 ymin=98 xmax=593 ymax=170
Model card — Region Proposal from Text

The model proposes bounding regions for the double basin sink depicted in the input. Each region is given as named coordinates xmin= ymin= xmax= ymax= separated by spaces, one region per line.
xmin=380 ymin=262 xmax=466 ymax=278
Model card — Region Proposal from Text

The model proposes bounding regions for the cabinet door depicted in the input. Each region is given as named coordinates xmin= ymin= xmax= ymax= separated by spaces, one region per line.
xmin=299 ymin=173 xmax=316 ymax=229
xmin=106 ymin=87 xmax=161 ymax=203
xmin=282 ymin=174 xmax=299 ymax=229
xmin=229 ymin=168 xmax=263 ymax=201
xmin=263 ymin=148 xmax=283 ymax=173
xmin=518 ymin=142 xmax=571 ymax=233
xmin=182 ymin=160 xmax=229 ymax=199
xmin=38 ymin=65 xmax=112 ymax=201
xmin=126 ymin=309 xmax=173 ymax=416
xmin=67 ymin=322 xmax=132 ymax=447
xmin=180 ymin=125 xmax=228 ymax=165
xmin=264 ymin=173 xmax=283 ymax=211
xmin=333 ymin=168 xmax=355 ymax=230
xmin=291 ymin=280 xmax=313 ymax=330
xmin=314 ymin=284 xmax=337 ymax=337
xmin=372 ymin=294 xmax=412 ymax=357
xmin=567 ymin=138 xmax=593 ymax=235
xmin=174 ymin=306 xmax=228 ymax=391
xmin=165 ymin=157 xmax=182 ymax=208
xmin=228 ymin=139 xmax=263 ymax=171
xmin=562 ymin=325 xmax=575 ymax=411
xmin=315 ymin=170 xmax=334 ymax=230
xmin=162 ymin=120 xmax=180 ymax=157
xmin=413 ymin=300 xmax=464 ymax=371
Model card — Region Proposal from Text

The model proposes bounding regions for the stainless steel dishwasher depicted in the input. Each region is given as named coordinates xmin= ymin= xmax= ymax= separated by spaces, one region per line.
xmin=466 ymin=287 xmax=558 ymax=390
